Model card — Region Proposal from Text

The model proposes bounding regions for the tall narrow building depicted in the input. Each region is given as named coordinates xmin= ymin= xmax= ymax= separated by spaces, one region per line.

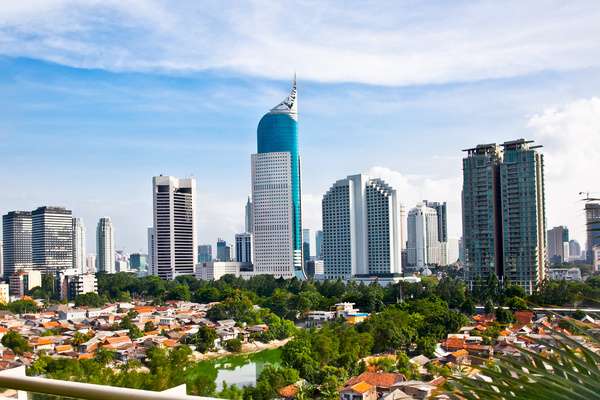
xmin=302 ymin=229 xmax=311 ymax=261
xmin=245 ymin=197 xmax=253 ymax=233
xmin=407 ymin=203 xmax=441 ymax=269
xmin=198 ymin=244 xmax=212 ymax=262
xmin=32 ymin=206 xmax=73 ymax=274
xmin=585 ymin=202 xmax=600 ymax=263
xmin=252 ymin=78 xmax=304 ymax=278
xmin=216 ymin=238 xmax=232 ymax=262
xmin=462 ymin=139 xmax=547 ymax=294
xmin=315 ymin=230 xmax=323 ymax=260
xmin=423 ymin=201 xmax=447 ymax=243
xmin=235 ymin=233 xmax=253 ymax=263
xmin=322 ymin=174 xmax=402 ymax=279
xmin=152 ymin=176 xmax=197 ymax=280
xmin=96 ymin=217 xmax=115 ymax=274
xmin=547 ymin=226 xmax=569 ymax=264
xmin=147 ymin=227 xmax=155 ymax=275
xmin=2 ymin=211 xmax=32 ymax=279
xmin=72 ymin=218 xmax=86 ymax=273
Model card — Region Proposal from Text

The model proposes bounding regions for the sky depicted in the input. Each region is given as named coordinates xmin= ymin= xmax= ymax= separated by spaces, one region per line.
xmin=1 ymin=1 xmax=600 ymax=255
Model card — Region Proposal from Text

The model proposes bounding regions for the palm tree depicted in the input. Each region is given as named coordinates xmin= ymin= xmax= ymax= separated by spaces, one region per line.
xmin=449 ymin=327 xmax=600 ymax=399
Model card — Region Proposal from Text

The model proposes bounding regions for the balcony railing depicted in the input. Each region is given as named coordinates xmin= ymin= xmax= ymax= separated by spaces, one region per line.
xmin=0 ymin=366 xmax=218 ymax=400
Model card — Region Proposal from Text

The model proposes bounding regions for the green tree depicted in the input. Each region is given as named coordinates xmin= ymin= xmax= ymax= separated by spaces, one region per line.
xmin=224 ymin=338 xmax=242 ymax=352
xmin=494 ymin=307 xmax=514 ymax=324
xmin=185 ymin=326 xmax=218 ymax=353
xmin=2 ymin=331 xmax=31 ymax=354
xmin=74 ymin=292 xmax=106 ymax=307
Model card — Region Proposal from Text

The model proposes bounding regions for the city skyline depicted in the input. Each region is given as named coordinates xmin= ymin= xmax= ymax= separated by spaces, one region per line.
xmin=2 ymin=2 xmax=600 ymax=253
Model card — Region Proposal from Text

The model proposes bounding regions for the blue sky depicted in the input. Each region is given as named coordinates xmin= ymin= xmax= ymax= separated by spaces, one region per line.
xmin=1 ymin=1 xmax=600 ymax=254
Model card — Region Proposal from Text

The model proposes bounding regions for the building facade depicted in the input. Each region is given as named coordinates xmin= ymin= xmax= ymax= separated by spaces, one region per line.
xmin=462 ymin=139 xmax=547 ymax=294
xmin=252 ymin=78 xmax=304 ymax=279
xmin=585 ymin=203 xmax=600 ymax=263
xmin=302 ymin=229 xmax=311 ymax=261
xmin=216 ymin=239 xmax=232 ymax=262
xmin=235 ymin=233 xmax=253 ymax=264
xmin=245 ymin=197 xmax=253 ymax=233
xmin=72 ymin=218 xmax=86 ymax=273
xmin=569 ymin=239 xmax=582 ymax=261
xmin=31 ymin=207 xmax=73 ymax=274
xmin=129 ymin=253 xmax=148 ymax=274
xmin=315 ymin=230 xmax=323 ymax=260
xmin=195 ymin=261 xmax=253 ymax=281
xmin=152 ymin=176 xmax=197 ymax=280
xmin=2 ymin=211 xmax=32 ymax=280
xmin=96 ymin=217 xmax=115 ymax=274
xmin=547 ymin=226 xmax=569 ymax=265
xmin=407 ymin=203 xmax=441 ymax=269
xmin=198 ymin=244 xmax=212 ymax=262
xmin=322 ymin=174 xmax=402 ymax=279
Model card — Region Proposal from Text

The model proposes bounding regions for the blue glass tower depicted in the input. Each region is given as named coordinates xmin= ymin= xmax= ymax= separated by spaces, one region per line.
xmin=256 ymin=78 xmax=304 ymax=278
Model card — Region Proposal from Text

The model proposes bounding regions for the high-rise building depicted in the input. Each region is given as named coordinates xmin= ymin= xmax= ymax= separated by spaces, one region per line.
xmin=245 ymin=197 xmax=253 ymax=233
xmin=569 ymin=239 xmax=582 ymax=261
xmin=32 ymin=206 xmax=73 ymax=274
xmin=252 ymin=78 xmax=304 ymax=279
xmin=0 ymin=240 xmax=3 ymax=278
xmin=399 ymin=205 xmax=407 ymax=250
xmin=2 ymin=211 xmax=32 ymax=279
xmin=315 ymin=230 xmax=323 ymax=260
xmin=462 ymin=139 xmax=547 ymax=294
xmin=96 ymin=217 xmax=115 ymax=274
xmin=129 ymin=253 xmax=148 ymax=274
xmin=147 ymin=227 xmax=155 ymax=275
xmin=216 ymin=238 xmax=232 ymax=262
xmin=423 ymin=201 xmax=448 ymax=243
xmin=85 ymin=254 xmax=96 ymax=273
xmin=585 ymin=202 xmax=600 ymax=263
xmin=152 ymin=176 xmax=197 ymax=280
xmin=547 ymin=226 xmax=570 ymax=265
xmin=407 ymin=203 xmax=441 ymax=269
xmin=235 ymin=233 xmax=253 ymax=263
xmin=322 ymin=174 xmax=402 ymax=279
xmin=462 ymin=144 xmax=504 ymax=287
xmin=198 ymin=245 xmax=212 ymax=262
xmin=302 ymin=229 xmax=311 ymax=261
xmin=72 ymin=218 xmax=86 ymax=273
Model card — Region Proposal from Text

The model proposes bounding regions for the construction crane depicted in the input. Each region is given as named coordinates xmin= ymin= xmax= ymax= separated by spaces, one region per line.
xmin=579 ymin=192 xmax=600 ymax=202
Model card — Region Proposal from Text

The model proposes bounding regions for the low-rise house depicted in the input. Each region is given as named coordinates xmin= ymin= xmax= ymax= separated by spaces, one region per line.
xmin=58 ymin=309 xmax=87 ymax=321
xmin=340 ymin=381 xmax=377 ymax=400
xmin=345 ymin=372 xmax=405 ymax=395
xmin=394 ymin=381 xmax=436 ymax=400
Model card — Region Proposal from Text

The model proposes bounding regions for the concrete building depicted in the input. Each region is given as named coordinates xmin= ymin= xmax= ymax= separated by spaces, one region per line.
xmin=252 ymin=78 xmax=303 ymax=279
xmin=569 ymin=239 xmax=582 ymax=261
xmin=462 ymin=139 xmax=547 ymax=294
xmin=129 ymin=253 xmax=148 ymax=275
xmin=235 ymin=233 xmax=253 ymax=264
xmin=152 ymin=176 xmax=197 ymax=280
xmin=441 ymin=238 xmax=460 ymax=266
xmin=547 ymin=226 xmax=569 ymax=265
xmin=594 ymin=245 xmax=600 ymax=272
xmin=9 ymin=270 xmax=41 ymax=297
xmin=2 ymin=211 xmax=32 ymax=280
xmin=96 ymin=218 xmax=114 ymax=274
xmin=85 ymin=255 xmax=96 ymax=274
xmin=548 ymin=268 xmax=582 ymax=281
xmin=423 ymin=200 xmax=448 ymax=243
xmin=72 ymin=218 xmax=86 ymax=273
xmin=198 ymin=245 xmax=212 ymax=262
xmin=32 ymin=207 xmax=73 ymax=274
xmin=305 ymin=259 xmax=324 ymax=278
xmin=195 ymin=261 xmax=253 ymax=281
xmin=585 ymin=203 xmax=600 ymax=263
xmin=407 ymin=203 xmax=441 ymax=269
xmin=245 ymin=197 xmax=253 ymax=233
xmin=0 ymin=283 xmax=9 ymax=304
xmin=0 ymin=240 xmax=3 ymax=278
xmin=322 ymin=174 xmax=402 ymax=279
xmin=57 ymin=270 xmax=98 ymax=300
xmin=216 ymin=239 xmax=232 ymax=262
xmin=302 ymin=228 xmax=312 ymax=262
xmin=147 ymin=227 xmax=155 ymax=275
xmin=315 ymin=230 xmax=323 ymax=260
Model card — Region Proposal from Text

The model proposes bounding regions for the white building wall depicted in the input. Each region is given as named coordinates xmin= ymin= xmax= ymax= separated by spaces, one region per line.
xmin=72 ymin=218 xmax=86 ymax=274
xmin=96 ymin=218 xmax=115 ymax=274
xmin=407 ymin=203 xmax=441 ymax=268
xmin=251 ymin=152 xmax=294 ymax=278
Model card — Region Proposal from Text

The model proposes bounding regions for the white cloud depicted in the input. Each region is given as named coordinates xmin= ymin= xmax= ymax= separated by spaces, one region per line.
xmin=528 ymin=97 xmax=600 ymax=244
xmin=1 ymin=1 xmax=600 ymax=85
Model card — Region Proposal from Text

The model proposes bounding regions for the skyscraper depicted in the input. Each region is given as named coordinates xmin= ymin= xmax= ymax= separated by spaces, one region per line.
xmin=216 ymin=238 xmax=232 ymax=262
xmin=569 ymin=239 xmax=582 ymax=260
xmin=252 ymin=78 xmax=303 ymax=278
xmin=96 ymin=217 xmax=115 ymax=274
xmin=32 ymin=206 xmax=73 ymax=274
xmin=315 ymin=230 xmax=323 ymax=260
xmin=423 ymin=201 xmax=448 ymax=243
xmin=322 ymin=174 xmax=402 ymax=279
xmin=245 ymin=197 xmax=253 ymax=233
xmin=147 ymin=227 xmax=155 ymax=275
xmin=152 ymin=176 xmax=197 ymax=280
xmin=2 ymin=211 xmax=32 ymax=279
xmin=302 ymin=229 xmax=311 ymax=261
xmin=547 ymin=226 xmax=569 ymax=264
xmin=407 ymin=203 xmax=441 ymax=269
xmin=462 ymin=139 xmax=547 ymax=294
xmin=235 ymin=233 xmax=253 ymax=263
xmin=72 ymin=218 xmax=86 ymax=273
xmin=0 ymin=240 xmax=3 ymax=278
xmin=198 ymin=244 xmax=212 ymax=262
xmin=585 ymin=202 xmax=600 ymax=263
xmin=129 ymin=253 xmax=148 ymax=274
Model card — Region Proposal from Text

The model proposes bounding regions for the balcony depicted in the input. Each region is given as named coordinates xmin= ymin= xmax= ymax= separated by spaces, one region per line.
xmin=0 ymin=366 xmax=218 ymax=400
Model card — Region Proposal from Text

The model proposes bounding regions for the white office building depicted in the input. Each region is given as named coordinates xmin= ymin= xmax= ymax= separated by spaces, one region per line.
xmin=196 ymin=261 xmax=253 ymax=281
xmin=235 ymin=233 xmax=253 ymax=264
xmin=252 ymin=152 xmax=298 ymax=278
xmin=322 ymin=174 xmax=403 ymax=279
xmin=85 ymin=254 xmax=96 ymax=273
xmin=32 ymin=207 xmax=73 ymax=274
xmin=407 ymin=203 xmax=441 ymax=269
xmin=72 ymin=218 xmax=86 ymax=273
xmin=96 ymin=217 xmax=115 ymax=274
xmin=152 ymin=176 xmax=197 ymax=280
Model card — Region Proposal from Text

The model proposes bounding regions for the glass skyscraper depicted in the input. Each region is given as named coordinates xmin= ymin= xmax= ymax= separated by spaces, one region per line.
xmin=252 ymin=78 xmax=304 ymax=278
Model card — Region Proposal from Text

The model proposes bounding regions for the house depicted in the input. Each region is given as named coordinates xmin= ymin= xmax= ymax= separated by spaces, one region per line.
xmin=345 ymin=372 xmax=405 ymax=395
xmin=58 ymin=309 xmax=87 ymax=321
xmin=306 ymin=311 xmax=336 ymax=328
xmin=394 ymin=381 xmax=437 ymax=400
xmin=447 ymin=349 xmax=470 ymax=365
xmin=340 ymin=381 xmax=377 ymax=400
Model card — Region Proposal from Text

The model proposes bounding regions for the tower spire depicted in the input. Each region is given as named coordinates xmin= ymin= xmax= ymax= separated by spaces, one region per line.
xmin=270 ymin=75 xmax=297 ymax=117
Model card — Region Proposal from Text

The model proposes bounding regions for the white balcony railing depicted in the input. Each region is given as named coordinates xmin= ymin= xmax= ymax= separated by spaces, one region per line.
xmin=0 ymin=366 xmax=218 ymax=400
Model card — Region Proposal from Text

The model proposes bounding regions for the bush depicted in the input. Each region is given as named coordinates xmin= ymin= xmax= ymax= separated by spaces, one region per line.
xmin=224 ymin=338 xmax=242 ymax=353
